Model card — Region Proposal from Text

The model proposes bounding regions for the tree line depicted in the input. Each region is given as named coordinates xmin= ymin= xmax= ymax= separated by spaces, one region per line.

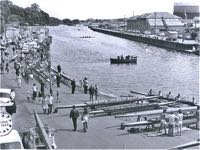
xmin=0 ymin=0 xmax=81 ymax=30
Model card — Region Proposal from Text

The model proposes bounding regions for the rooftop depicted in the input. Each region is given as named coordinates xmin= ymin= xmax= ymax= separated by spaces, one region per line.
xmin=128 ymin=12 xmax=181 ymax=20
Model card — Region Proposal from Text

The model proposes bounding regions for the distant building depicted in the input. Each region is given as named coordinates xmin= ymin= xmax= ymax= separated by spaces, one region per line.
xmin=173 ymin=2 xmax=200 ymax=19
xmin=127 ymin=12 xmax=184 ymax=33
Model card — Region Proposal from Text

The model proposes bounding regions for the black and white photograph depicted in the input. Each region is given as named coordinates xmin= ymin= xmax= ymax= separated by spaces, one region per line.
xmin=0 ymin=0 xmax=199 ymax=149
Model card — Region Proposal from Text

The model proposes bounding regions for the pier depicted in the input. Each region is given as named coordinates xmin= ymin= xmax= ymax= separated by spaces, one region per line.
xmin=89 ymin=27 xmax=199 ymax=55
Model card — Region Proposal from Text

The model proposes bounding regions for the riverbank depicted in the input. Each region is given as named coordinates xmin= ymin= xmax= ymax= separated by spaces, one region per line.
xmin=89 ymin=27 xmax=199 ymax=55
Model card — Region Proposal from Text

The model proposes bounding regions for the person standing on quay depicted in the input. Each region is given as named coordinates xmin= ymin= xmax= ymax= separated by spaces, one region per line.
xmin=83 ymin=77 xmax=89 ymax=94
xmin=38 ymin=91 xmax=42 ymax=104
xmin=57 ymin=64 xmax=61 ymax=73
xmin=71 ymin=79 xmax=76 ymax=94
xmin=94 ymin=85 xmax=98 ymax=101
xmin=48 ymin=94 xmax=54 ymax=114
xmin=176 ymin=109 xmax=183 ymax=136
xmin=42 ymin=96 xmax=48 ymax=114
xmin=89 ymin=85 xmax=95 ymax=102
xmin=166 ymin=112 xmax=178 ymax=136
xmin=32 ymin=83 xmax=37 ymax=101
xmin=196 ymin=105 xmax=200 ymax=129
xmin=158 ymin=108 xmax=167 ymax=134
xmin=70 ymin=105 xmax=79 ymax=131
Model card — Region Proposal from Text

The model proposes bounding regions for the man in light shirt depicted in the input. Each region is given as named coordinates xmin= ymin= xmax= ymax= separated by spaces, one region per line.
xmin=48 ymin=94 xmax=54 ymax=114
xmin=176 ymin=109 xmax=183 ymax=136
xmin=166 ymin=112 xmax=178 ymax=136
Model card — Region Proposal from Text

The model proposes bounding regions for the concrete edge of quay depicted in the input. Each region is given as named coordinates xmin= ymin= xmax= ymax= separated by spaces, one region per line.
xmin=89 ymin=27 xmax=199 ymax=55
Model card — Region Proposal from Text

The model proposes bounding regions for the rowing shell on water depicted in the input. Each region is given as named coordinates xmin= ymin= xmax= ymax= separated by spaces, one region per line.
xmin=130 ymin=90 xmax=197 ymax=106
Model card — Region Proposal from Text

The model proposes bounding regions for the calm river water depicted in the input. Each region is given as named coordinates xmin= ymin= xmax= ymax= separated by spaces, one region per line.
xmin=49 ymin=25 xmax=199 ymax=101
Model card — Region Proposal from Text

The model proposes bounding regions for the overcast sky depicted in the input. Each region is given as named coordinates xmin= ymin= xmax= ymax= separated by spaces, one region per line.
xmin=10 ymin=0 xmax=199 ymax=20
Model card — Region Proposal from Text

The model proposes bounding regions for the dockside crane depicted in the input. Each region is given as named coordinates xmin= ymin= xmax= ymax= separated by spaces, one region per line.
xmin=161 ymin=17 xmax=177 ymax=41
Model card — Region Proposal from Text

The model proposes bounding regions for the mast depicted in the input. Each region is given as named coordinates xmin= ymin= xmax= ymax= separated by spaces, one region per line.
xmin=155 ymin=12 xmax=157 ymax=34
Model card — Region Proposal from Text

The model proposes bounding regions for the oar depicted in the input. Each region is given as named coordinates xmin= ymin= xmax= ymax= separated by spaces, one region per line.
xmin=120 ymin=95 xmax=135 ymax=97
xmin=130 ymin=90 xmax=147 ymax=96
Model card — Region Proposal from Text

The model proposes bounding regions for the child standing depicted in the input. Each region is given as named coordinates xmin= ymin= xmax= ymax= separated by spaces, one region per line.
xmin=82 ymin=108 xmax=89 ymax=132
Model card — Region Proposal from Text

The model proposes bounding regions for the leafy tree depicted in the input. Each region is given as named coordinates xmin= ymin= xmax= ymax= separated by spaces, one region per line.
xmin=63 ymin=18 xmax=72 ymax=26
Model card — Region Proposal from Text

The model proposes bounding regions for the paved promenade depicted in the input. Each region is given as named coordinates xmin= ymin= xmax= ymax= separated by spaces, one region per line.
xmin=1 ymin=47 xmax=199 ymax=149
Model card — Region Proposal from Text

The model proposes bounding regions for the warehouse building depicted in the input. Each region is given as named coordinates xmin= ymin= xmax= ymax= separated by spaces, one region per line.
xmin=127 ymin=12 xmax=184 ymax=33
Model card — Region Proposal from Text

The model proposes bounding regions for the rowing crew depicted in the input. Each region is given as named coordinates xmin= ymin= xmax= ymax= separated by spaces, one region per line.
xmin=159 ymin=108 xmax=183 ymax=136
xmin=148 ymin=89 xmax=196 ymax=103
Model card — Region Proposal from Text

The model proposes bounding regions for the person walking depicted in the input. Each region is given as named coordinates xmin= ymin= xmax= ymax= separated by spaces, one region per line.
xmin=83 ymin=77 xmax=89 ymax=94
xmin=40 ymin=81 xmax=45 ymax=97
xmin=5 ymin=62 xmax=9 ymax=73
xmin=82 ymin=108 xmax=89 ymax=132
xmin=94 ymin=85 xmax=98 ymax=101
xmin=71 ymin=79 xmax=76 ymax=94
xmin=56 ymin=73 xmax=61 ymax=88
xmin=176 ymin=109 xmax=183 ymax=136
xmin=89 ymin=85 xmax=95 ymax=102
xmin=56 ymin=89 xmax=59 ymax=103
xmin=70 ymin=105 xmax=79 ymax=131
xmin=16 ymin=74 xmax=22 ymax=88
xmin=48 ymin=94 xmax=54 ymax=114
xmin=32 ymin=83 xmax=37 ymax=101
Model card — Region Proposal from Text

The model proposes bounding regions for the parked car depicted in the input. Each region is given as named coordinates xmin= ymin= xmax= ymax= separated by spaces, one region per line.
xmin=0 ymin=130 xmax=24 ymax=149
xmin=0 ymin=88 xmax=13 ymax=107
xmin=0 ymin=88 xmax=16 ymax=115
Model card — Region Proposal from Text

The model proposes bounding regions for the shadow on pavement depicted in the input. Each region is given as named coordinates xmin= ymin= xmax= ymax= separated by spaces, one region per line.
xmin=55 ymin=128 xmax=84 ymax=133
